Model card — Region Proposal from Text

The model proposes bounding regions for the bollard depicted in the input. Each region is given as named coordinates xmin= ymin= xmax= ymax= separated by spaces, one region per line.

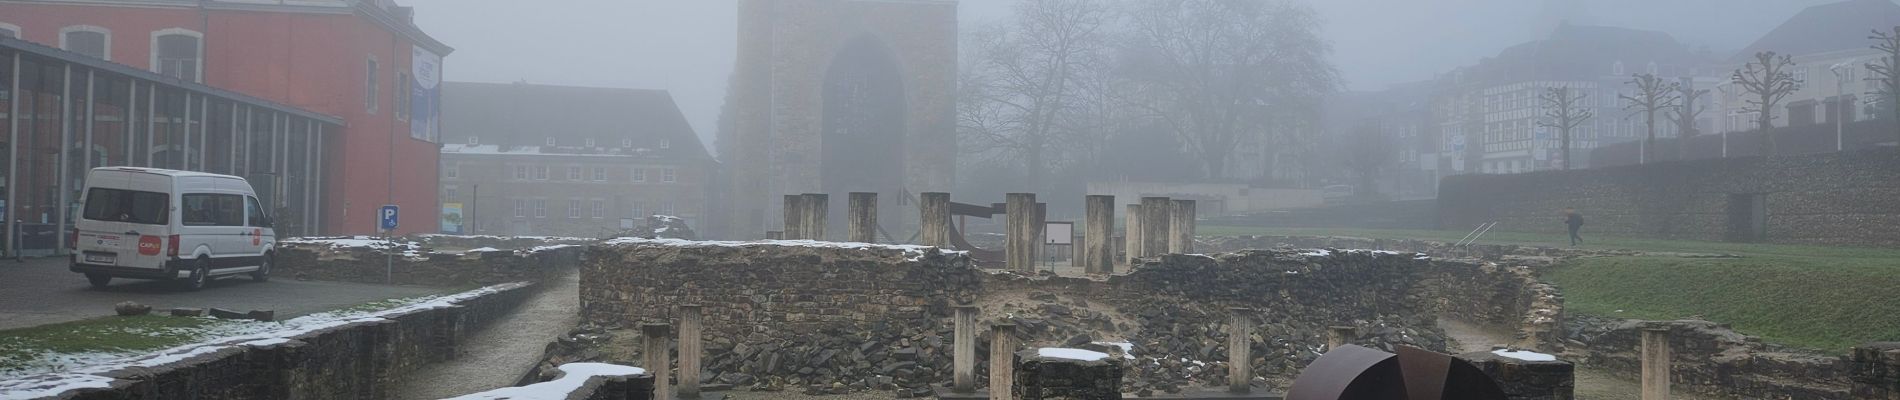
xmin=1228 ymin=308 xmax=1253 ymax=393
xmin=921 ymin=192 xmax=952 ymax=247
xmin=953 ymin=305 xmax=979 ymax=393
xmin=1084 ymin=195 xmax=1115 ymax=275
xmin=848 ymin=192 xmax=877 ymax=243
xmin=677 ymin=306 xmax=703 ymax=399
xmin=783 ymin=195 xmax=805 ymax=240
xmin=1642 ymin=327 xmax=1671 ymax=400
xmin=1140 ymin=197 xmax=1171 ymax=257
xmin=1124 ymin=204 xmax=1142 ymax=265
xmin=642 ymin=323 xmax=672 ymax=400
xmin=1169 ymin=199 xmax=1196 ymax=254
xmin=1006 ymin=193 xmax=1038 ymax=272
xmin=990 ymin=324 xmax=1017 ymax=400
xmin=802 ymin=193 xmax=828 ymax=241
xmin=1327 ymin=326 xmax=1355 ymax=351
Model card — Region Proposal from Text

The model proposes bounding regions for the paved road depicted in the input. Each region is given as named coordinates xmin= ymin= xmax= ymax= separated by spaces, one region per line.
xmin=0 ymin=256 xmax=450 ymax=330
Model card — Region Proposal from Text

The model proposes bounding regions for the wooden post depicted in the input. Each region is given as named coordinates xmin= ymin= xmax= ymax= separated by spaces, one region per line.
xmin=921 ymin=192 xmax=952 ymax=247
xmin=782 ymin=195 xmax=804 ymax=240
xmin=848 ymin=192 xmax=877 ymax=243
xmin=1141 ymin=197 xmax=1172 ymax=257
xmin=1084 ymin=195 xmax=1115 ymax=275
xmin=642 ymin=323 xmax=672 ymax=400
xmin=953 ymin=305 xmax=979 ymax=393
xmin=1169 ymin=199 xmax=1197 ymax=254
xmin=801 ymin=193 xmax=828 ymax=241
xmin=1005 ymin=193 xmax=1037 ymax=272
xmin=677 ymin=306 xmax=703 ymax=399
xmin=1229 ymin=308 xmax=1253 ymax=393
xmin=1642 ymin=328 xmax=1671 ymax=400
xmin=989 ymin=324 xmax=1017 ymax=400
xmin=1125 ymin=204 xmax=1142 ymax=265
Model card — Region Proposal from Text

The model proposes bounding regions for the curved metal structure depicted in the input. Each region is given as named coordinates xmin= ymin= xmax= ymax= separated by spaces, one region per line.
xmin=1287 ymin=345 xmax=1508 ymax=400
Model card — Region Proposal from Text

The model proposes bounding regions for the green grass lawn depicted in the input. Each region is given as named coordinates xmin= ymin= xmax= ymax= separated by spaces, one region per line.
xmin=0 ymin=315 xmax=234 ymax=375
xmin=1201 ymin=225 xmax=1900 ymax=352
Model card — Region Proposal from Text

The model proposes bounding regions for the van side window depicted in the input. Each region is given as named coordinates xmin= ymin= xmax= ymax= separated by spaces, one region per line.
xmin=82 ymin=188 xmax=169 ymax=225
xmin=182 ymin=194 xmax=245 ymax=226
xmin=245 ymin=196 xmax=269 ymax=227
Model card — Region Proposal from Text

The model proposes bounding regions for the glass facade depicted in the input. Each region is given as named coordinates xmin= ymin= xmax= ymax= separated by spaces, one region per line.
xmin=1 ymin=41 xmax=340 ymax=257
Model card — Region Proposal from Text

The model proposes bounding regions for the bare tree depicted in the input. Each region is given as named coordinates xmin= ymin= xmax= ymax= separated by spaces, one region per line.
xmin=1536 ymin=86 xmax=1594 ymax=170
xmin=1121 ymin=0 xmax=1339 ymax=180
xmin=1621 ymin=74 xmax=1682 ymax=163
xmin=1666 ymin=77 xmax=1710 ymax=159
xmin=1341 ymin=122 xmax=1393 ymax=197
xmin=1869 ymin=27 xmax=1900 ymax=144
xmin=956 ymin=0 xmax=1111 ymax=190
xmin=1732 ymin=51 xmax=1802 ymax=156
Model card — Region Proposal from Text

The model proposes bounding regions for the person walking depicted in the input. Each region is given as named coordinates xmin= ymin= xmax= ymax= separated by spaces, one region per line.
xmin=1564 ymin=208 xmax=1585 ymax=246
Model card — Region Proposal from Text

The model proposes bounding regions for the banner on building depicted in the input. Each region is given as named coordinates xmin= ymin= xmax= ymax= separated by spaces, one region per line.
xmin=441 ymin=202 xmax=464 ymax=234
xmin=411 ymin=46 xmax=443 ymax=142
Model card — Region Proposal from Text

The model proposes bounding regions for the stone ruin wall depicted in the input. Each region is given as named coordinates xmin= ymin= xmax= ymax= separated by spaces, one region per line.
xmin=1565 ymin=316 xmax=1857 ymax=400
xmin=578 ymin=240 xmax=1553 ymax=393
xmin=277 ymin=239 xmax=584 ymax=288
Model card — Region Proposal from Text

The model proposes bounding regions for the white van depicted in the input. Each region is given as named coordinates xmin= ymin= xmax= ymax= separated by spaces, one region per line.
xmin=70 ymin=167 xmax=277 ymax=290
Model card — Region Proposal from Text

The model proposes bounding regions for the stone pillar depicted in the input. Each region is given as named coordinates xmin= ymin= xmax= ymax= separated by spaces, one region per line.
xmin=1084 ymin=195 xmax=1114 ymax=275
xmin=1124 ymin=204 xmax=1142 ymax=265
xmin=1168 ymin=199 xmax=1196 ymax=254
xmin=1328 ymin=326 xmax=1355 ymax=351
xmin=990 ymin=324 xmax=1017 ymax=400
xmin=802 ymin=193 xmax=828 ymax=241
xmin=1641 ymin=328 xmax=1670 ymax=400
xmin=848 ymin=192 xmax=877 ymax=243
xmin=953 ymin=305 xmax=979 ymax=393
xmin=782 ymin=195 xmax=805 ymax=240
xmin=1006 ymin=193 xmax=1038 ymax=272
xmin=677 ymin=306 xmax=703 ymax=399
xmin=1140 ymin=197 xmax=1171 ymax=257
xmin=642 ymin=323 xmax=672 ymax=400
xmin=1228 ymin=308 xmax=1253 ymax=393
xmin=921 ymin=192 xmax=952 ymax=247
xmin=1850 ymin=342 xmax=1900 ymax=399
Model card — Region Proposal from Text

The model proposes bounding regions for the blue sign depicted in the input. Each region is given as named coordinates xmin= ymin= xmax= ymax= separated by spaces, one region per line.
xmin=380 ymin=205 xmax=400 ymax=231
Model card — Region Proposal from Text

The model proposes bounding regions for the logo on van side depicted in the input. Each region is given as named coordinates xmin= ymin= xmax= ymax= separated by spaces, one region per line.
xmin=138 ymin=236 xmax=163 ymax=256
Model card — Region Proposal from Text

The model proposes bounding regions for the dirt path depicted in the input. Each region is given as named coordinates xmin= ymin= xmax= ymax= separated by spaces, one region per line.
xmin=393 ymin=271 xmax=581 ymax=399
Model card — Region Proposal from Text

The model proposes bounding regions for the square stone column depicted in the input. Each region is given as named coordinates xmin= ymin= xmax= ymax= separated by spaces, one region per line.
xmin=1641 ymin=328 xmax=1671 ymax=400
xmin=642 ymin=323 xmax=672 ymax=400
xmin=1006 ymin=193 xmax=1038 ymax=272
xmin=783 ymin=195 xmax=805 ymax=240
xmin=953 ymin=305 xmax=979 ymax=393
xmin=990 ymin=324 xmax=1018 ymax=400
xmin=1083 ymin=195 xmax=1115 ymax=275
xmin=848 ymin=192 xmax=878 ymax=243
xmin=1168 ymin=199 xmax=1196 ymax=254
xmin=1328 ymin=326 xmax=1356 ymax=351
xmin=920 ymin=192 xmax=952 ymax=247
xmin=1124 ymin=204 xmax=1142 ymax=265
xmin=801 ymin=193 xmax=828 ymax=241
xmin=677 ymin=306 xmax=703 ymax=399
xmin=1140 ymin=197 xmax=1172 ymax=257
xmin=1228 ymin=308 xmax=1253 ymax=394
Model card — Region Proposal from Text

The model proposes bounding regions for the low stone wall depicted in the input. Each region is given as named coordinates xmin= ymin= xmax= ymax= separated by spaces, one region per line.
xmin=21 ymin=283 xmax=538 ymax=400
xmin=417 ymin=234 xmax=596 ymax=251
xmin=1564 ymin=317 xmax=1850 ymax=399
xmin=578 ymin=238 xmax=1558 ymax=395
xmin=1457 ymin=350 xmax=1575 ymax=400
xmin=1852 ymin=342 xmax=1900 ymax=399
xmin=278 ymin=237 xmax=584 ymax=287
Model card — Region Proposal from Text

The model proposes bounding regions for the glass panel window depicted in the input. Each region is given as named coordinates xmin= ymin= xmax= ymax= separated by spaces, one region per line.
xmin=533 ymin=199 xmax=547 ymax=217
xmin=568 ymin=166 xmax=581 ymax=180
xmin=513 ymin=165 xmax=528 ymax=180
xmin=155 ymin=32 xmax=202 ymax=82
xmin=364 ymin=58 xmax=378 ymax=113
xmin=535 ymin=166 xmax=549 ymax=180
xmin=468 ymin=136 xmax=480 ymax=145
xmin=83 ymin=188 xmax=169 ymax=225
xmin=245 ymin=196 xmax=269 ymax=227
xmin=545 ymin=137 xmax=556 ymax=146
xmin=444 ymin=161 xmax=458 ymax=179
xmin=631 ymin=168 xmax=646 ymax=182
xmin=182 ymin=194 xmax=244 ymax=226
xmin=662 ymin=168 xmax=677 ymax=183
xmin=514 ymin=199 xmax=527 ymax=218
xmin=568 ymin=199 xmax=581 ymax=218
xmin=62 ymin=29 xmax=109 ymax=60
xmin=592 ymin=166 xmax=605 ymax=181
xmin=660 ymin=139 xmax=671 ymax=149
xmin=591 ymin=200 xmax=604 ymax=218
xmin=630 ymin=202 xmax=644 ymax=219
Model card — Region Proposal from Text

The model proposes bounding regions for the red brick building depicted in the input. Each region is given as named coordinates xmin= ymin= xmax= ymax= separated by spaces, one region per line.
xmin=0 ymin=0 xmax=451 ymax=236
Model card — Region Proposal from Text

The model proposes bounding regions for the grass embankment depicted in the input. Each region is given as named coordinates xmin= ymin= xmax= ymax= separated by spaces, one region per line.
xmin=0 ymin=316 xmax=233 ymax=375
xmin=1201 ymin=225 xmax=1900 ymax=352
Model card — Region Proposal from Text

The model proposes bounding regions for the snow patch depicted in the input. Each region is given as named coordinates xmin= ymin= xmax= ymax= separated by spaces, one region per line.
xmin=1300 ymin=249 xmax=1332 ymax=257
xmin=444 ymin=363 xmax=647 ymax=400
xmin=0 ymin=374 xmax=115 ymax=399
xmin=1491 ymin=349 xmax=1557 ymax=362
xmin=605 ymin=237 xmax=966 ymax=258
xmin=1091 ymin=341 xmax=1137 ymax=360
xmin=1037 ymin=348 xmax=1110 ymax=362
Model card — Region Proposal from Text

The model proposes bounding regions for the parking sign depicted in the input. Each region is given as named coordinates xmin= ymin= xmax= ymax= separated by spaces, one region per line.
xmin=380 ymin=205 xmax=400 ymax=231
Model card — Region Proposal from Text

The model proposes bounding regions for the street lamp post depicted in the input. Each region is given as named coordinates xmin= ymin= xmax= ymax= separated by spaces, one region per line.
xmin=1830 ymin=60 xmax=1861 ymax=152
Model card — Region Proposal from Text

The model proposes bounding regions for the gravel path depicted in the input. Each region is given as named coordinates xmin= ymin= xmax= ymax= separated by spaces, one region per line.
xmin=0 ymin=257 xmax=447 ymax=330
xmin=393 ymin=271 xmax=581 ymax=399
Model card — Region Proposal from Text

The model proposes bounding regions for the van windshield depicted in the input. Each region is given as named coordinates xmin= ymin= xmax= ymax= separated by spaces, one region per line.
xmin=82 ymin=188 xmax=170 ymax=225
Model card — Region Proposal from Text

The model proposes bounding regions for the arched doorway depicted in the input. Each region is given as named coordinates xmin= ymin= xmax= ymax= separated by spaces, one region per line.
xmin=819 ymin=36 xmax=906 ymax=238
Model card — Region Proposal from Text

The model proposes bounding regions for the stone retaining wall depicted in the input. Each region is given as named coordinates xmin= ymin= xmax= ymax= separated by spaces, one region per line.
xmin=1851 ymin=342 xmax=1900 ymax=399
xmin=1564 ymin=317 xmax=1850 ymax=399
xmin=32 ymin=283 xmax=537 ymax=400
xmin=277 ymin=239 xmax=584 ymax=287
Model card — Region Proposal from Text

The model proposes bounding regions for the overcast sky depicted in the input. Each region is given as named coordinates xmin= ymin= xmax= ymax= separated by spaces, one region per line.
xmin=404 ymin=0 xmax=1846 ymax=150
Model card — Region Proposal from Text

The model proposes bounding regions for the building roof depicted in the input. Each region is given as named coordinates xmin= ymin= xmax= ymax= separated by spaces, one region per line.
xmin=1469 ymin=23 xmax=1700 ymax=82
xmin=1729 ymin=0 xmax=1900 ymax=63
xmin=440 ymin=82 xmax=710 ymax=161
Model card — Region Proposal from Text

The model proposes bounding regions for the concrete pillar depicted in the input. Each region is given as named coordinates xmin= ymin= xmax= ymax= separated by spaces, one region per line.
xmin=1642 ymin=328 xmax=1671 ymax=400
xmin=802 ymin=193 xmax=828 ymax=241
xmin=1006 ymin=193 xmax=1038 ymax=272
xmin=1327 ymin=326 xmax=1355 ymax=351
xmin=953 ymin=305 xmax=979 ymax=393
xmin=1228 ymin=308 xmax=1253 ymax=393
xmin=782 ymin=195 xmax=804 ymax=240
xmin=1124 ymin=204 xmax=1142 ymax=265
xmin=920 ymin=192 xmax=952 ymax=247
xmin=1169 ymin=199 xmax=1197 ymax=254
xmin=848 ymin=192 xmax=877 ymax=243
xmin=642 ymin=323 xmax=672 ymax=400
xmin=1084 ymin=195 xmax=1115 ymax=275
xmin=677 ymin=306 xmax=703 ymax=398
xmin=990 ymin=324 xmax=1017 ymax=400
xmin=1140 ymin=197 xmax=1172 ymax=257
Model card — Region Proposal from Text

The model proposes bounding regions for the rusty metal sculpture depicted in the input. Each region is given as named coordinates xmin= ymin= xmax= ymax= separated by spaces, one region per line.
xmin=1285 ymin=345 xmax=1508 ymax=400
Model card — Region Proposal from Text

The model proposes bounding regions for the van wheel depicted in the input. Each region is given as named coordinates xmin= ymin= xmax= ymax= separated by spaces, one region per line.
xmin=180 ymin=258 xmax=210 ymax=291
xmin=85 ymin=273 xmax=111 ymax=289
xmin=250 ymin=254 xmax=272 ymax=283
